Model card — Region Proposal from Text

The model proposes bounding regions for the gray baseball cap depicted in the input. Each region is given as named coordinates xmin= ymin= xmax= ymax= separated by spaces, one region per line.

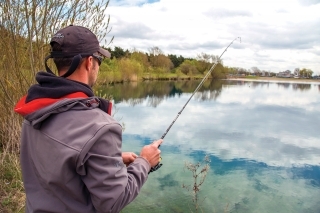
xmin=45 ymin=25 xmax=111 ymax=78
xmin=50 ymin=25 xmax=111 ymax=58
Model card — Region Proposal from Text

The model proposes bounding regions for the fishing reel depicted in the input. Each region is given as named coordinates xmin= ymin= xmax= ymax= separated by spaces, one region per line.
xmin=149 ymin=162 xmax=162 ymax=173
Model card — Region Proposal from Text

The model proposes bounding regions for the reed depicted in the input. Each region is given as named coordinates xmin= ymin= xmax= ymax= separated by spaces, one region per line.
xmin=0 ymin=66 xmax=28 ymax=212
xmin=182 ymin=155 xmax=211 ymax=213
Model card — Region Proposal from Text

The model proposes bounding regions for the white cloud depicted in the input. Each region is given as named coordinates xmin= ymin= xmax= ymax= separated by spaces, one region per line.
xmin=105 ymin=0 xmax=320 ymax=74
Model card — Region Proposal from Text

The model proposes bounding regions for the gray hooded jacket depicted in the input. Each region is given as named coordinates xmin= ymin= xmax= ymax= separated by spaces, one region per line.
xmin=15 ymin=72 xmax=150 ymax=213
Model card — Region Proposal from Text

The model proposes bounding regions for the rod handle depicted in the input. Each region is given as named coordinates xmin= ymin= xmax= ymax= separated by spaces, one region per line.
xmin=148 ymin=143 xmax=162 ymax=174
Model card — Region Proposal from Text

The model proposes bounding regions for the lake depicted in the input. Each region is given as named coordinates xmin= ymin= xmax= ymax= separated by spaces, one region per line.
xmin=99 ymin=79 xmax=320 ymax=213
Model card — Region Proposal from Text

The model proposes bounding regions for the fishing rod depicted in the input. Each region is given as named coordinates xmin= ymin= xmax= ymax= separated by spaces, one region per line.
xmin=149 ymin=37 xmax=241 ymax=173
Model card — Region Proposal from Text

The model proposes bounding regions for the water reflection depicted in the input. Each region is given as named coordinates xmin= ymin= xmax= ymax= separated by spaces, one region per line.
xmin=292 ymin=83 xmax=311 ymax=91
xmin=98 ymin=80 xmax=320 ymax=107
xmin=98 ymin=80 xmax=320 ymax=213
xmin=99 ymin=80 xmax=224 ymax=107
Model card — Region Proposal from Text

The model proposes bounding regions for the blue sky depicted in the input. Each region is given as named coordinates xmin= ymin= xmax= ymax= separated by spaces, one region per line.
xmin=105 ymin=0 xmax=320 ymax=74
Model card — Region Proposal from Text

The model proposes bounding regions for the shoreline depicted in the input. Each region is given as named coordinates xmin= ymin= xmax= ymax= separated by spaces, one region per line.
xmin=226 ymin=77 xmax=320 ymax=84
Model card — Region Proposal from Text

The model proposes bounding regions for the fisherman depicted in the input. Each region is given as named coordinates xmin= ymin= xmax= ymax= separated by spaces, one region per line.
xmin=14 ymin=25 xmax=162 ymax=213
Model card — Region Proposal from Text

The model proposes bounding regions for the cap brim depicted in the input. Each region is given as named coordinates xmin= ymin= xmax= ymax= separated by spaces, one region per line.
xmin=99 ymin=47 xmax=111 ymax=58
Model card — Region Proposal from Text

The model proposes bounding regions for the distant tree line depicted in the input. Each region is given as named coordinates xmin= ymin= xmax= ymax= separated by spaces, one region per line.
xmin=96 ymin=45 xmax=227 ymax=84
xmin=99 ymin=46 xmax=316 ymax=84
xmin=227 ymin=66 xmax=314 ymax=78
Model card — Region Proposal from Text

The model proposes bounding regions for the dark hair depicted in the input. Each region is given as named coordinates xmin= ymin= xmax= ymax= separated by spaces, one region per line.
xmin=51 ymin=42 xmax=73 ymax=71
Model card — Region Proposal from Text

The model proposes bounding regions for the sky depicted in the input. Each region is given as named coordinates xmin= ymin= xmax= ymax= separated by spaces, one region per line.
xmin=105 ymin=0 xmax=320 ymax=74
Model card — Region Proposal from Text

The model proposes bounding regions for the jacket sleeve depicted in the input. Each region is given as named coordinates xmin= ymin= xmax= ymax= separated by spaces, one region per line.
xmin=78 ymin=122 xmax=151 ymax=213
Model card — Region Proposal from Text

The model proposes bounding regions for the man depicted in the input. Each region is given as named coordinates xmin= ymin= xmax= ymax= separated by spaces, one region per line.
xmin=14 ymin=25 xmax=162 ymax=213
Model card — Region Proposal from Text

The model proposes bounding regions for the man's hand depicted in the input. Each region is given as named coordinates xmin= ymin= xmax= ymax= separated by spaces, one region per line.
xmin=122 ymin=152 xmax=138 ymax=167
xmin=139 ymin=139 xmax=163 ymax=167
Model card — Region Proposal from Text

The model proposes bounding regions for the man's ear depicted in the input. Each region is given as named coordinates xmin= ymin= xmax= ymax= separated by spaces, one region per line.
xmin=83 ymin=56 xmax=93 ymax=71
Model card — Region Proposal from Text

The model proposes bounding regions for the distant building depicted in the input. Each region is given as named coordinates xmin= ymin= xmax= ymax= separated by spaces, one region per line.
xmin=277 ymin=70 xmax=293 ymax=78
xmin=261 ymin=71 xmax=271 ymax=77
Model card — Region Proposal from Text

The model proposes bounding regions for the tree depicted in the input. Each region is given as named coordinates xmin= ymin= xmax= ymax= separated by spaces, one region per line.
xmin=299 ymin=68 xmax=313 ymax=78
xmin=148 ymin=46 xmax=163 ymax=56
xmin=147 ymin=47 xmax=173 ymax=72
xmin=168 ymin=54 xmax=185 ymax=68
xmin=196 ymin=53 xmax=223 ymax=74
xmin=0 ymin=0 xmax=112 ymax=77
xmin=178 ymin=60 xmax=198 ymax=75
xmin=251 ymin=67 xmax=261 ymax=76
xmin=111 ymin=46 xmax=127 ymax=59
xmin=149 ymin=54 xmax=174 ymax=72
xmin=197 ymin=52 xmax=222 ymax=64
xmin=130 ymin=51 xmax=149 ymax=69
xmin=210 ymin=63 xmax=226 ymax=79
xmin=196 ymin=52 xmax=211 ymax=62
xmin=116 ymin=58 xmax=143 ymax=81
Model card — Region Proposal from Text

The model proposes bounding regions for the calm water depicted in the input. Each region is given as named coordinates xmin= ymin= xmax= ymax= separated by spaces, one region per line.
xmin=100 ymin=79 xmax=320 ymax=213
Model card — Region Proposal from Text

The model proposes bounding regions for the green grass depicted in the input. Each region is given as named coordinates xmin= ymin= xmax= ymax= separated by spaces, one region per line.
xmin=0 ymin=152 xmax=25 ymax=213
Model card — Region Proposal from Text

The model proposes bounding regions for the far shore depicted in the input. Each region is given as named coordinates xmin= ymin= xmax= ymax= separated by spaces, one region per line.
xmin=226 ymin=77 xmax=320 ymax=84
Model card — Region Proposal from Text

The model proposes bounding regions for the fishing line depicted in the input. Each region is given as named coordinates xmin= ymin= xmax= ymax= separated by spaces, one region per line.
xmin=149 ymin=37 xmax=241 ymax=173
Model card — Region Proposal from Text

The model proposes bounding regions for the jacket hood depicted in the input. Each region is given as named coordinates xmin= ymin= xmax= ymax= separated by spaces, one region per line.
xmin=14 ymin=72 xmax=112 ymax=129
